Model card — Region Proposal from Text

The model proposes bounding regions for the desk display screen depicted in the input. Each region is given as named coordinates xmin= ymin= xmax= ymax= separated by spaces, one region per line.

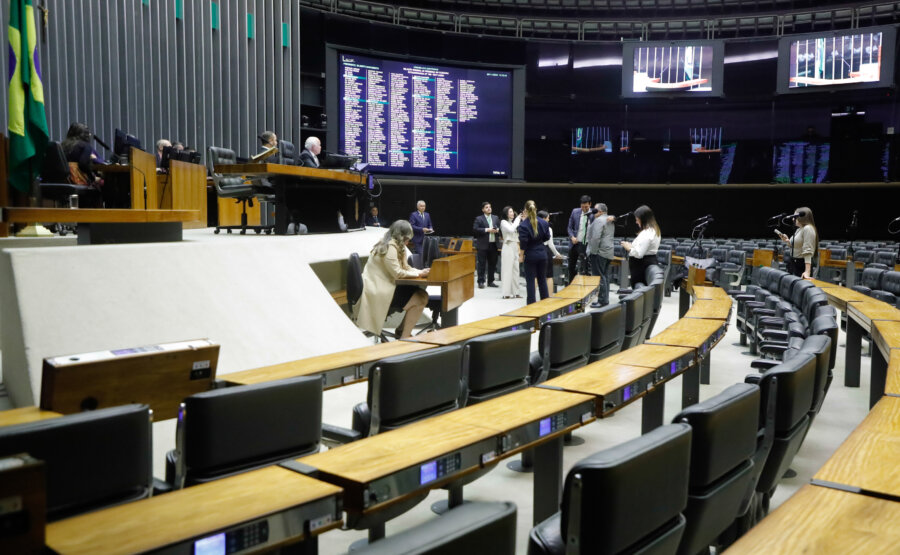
xmin=632 ymin=45 xmax=714 ymax=93
xmin=194 ymin=533 xmax=225 ymax=555
xmin=539 ymin=417 xmax=552 ymax=437
xmin=788 ymin=32 xmax=883 ymax=89
xmin=338 ymin=52 xmax=513 ymax=177
xmin=420 ymin=461 xmax=438 ymax=485
xmin=670 ymin=362 xmax=678 ymax=375
xmin=623 ymin=386 xmax=632 ymax=402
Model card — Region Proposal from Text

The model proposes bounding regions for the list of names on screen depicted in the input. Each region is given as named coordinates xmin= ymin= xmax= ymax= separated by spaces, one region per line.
xmin=339 ymin=53 xmax=513 ymax=177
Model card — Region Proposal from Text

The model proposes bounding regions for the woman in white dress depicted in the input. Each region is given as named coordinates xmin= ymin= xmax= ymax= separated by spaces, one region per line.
xmin=500 ymin=206 xmax=522 ymax=298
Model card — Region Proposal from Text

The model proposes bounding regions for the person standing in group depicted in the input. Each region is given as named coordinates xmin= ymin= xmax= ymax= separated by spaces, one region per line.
xmin=473 ymin=202 xmax=501 ymax=289
xmin=356 ymin=220 xmax=431 ymax=339
xmin=567 ymin=195 xmax=595 ymax=282
xmin=519 ymin=200 xmax=552 ymax=304
xmin=621 ymin=205 xmax=661 ymax=286
xmin=776 ymin=207 xmax=818 ymax=278
xmin=540 ymin=210 xmax=565 ymax=294
xmin=586 ymin=203 xmax=615 ymax=307
xmin=500 ymin=206 xmax=522 ymax=298
xmin=409 ymin=200 xmax=434 ymax=253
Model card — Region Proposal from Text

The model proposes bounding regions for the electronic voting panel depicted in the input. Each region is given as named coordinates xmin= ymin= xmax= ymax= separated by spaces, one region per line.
xmin=598 ymin=346 xmax=697 ymax=415
xmin=646 ymin=318 xmax=727 ymax=360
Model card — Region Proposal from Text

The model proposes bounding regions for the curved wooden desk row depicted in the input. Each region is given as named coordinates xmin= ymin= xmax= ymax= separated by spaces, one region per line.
xmin=41 ymin=282 xmax=732 ymax=554
xmin=729 ymin=278 xmax=900 ymax=554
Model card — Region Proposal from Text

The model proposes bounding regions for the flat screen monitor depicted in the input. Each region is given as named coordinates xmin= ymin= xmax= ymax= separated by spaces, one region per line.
xmin=622 ymin=41 xmax=724 ymax=97
xmin=113 ymin=128 xmax=142 ymax=156
xmin=777 ymin=26 xmax=896 ymax=94
xmin=327 ymin=47 xmax=525 ymax=178
xmin=571 ymin=126 xmax=612 ymax=154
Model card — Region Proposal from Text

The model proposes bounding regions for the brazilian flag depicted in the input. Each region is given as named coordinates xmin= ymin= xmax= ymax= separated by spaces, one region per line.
xmin=7 ymin=0 xmax=49 ymax=193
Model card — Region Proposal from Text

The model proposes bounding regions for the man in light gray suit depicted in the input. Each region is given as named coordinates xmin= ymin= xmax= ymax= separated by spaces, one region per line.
xmin=586 ymin=202 xmax=615 ymax=307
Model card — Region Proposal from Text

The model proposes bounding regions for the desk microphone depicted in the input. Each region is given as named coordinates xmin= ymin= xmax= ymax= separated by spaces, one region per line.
xmin=692 ymin=214 xmax=713 ymax=224
xmin=547 ymin=211 xmax=563 ymax=216
xmin=616 ymin=211 xmax=634 ymax=220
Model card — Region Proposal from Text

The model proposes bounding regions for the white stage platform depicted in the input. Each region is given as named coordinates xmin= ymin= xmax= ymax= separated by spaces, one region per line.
xmin=0 ymin=228 xmax=386 ymax=407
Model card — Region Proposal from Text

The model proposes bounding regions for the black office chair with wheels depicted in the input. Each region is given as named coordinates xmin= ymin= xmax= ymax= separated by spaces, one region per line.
xmin=39 ymin=141 xmax=103 ymax=235
xmin=528 ymin=312 xmax=592 ymax=384
xmin=0 ymin=404 xmax=152 ymax=522
xmin=589 ymin=303 xmax=626 ymax=362
xmin=207 ymin=146 xmax=275 ymax=235
xmin=433 ymin=330 xmax=532 ymax=514
xmin=528 ymin=423 xmax=692 ymax=555
xmin=672 ymin=383 xmax=760 ymax=555
xmin=166 ymin=376 xmax=323 ymax=488
xmin=277 ymin=139 xmax=297 ymax=165
xmin=320 ymin=345 xmax=465 ymax=543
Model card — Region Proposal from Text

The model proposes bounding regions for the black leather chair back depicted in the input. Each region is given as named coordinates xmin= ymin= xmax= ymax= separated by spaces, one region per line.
xmin=347 ymin=253 xmax=364 ymax=309
xmin=672 ymin=383 xmax=759 ymax=555
xmin=853 ymin=250 xmax=874 ymax=264
xmin=828 ymin=247 xmax=847 ymax=261
xmin=42 ymin=141 xmax=72 ymax=183
xmin=639 ymin=285 xmax=655 ymax=323
xmin=727 ymin=249 xmax=745 ymax=266
xmin=784 ymin=334 xmax=831 ymax=416
xmin=809 ymin=314 xmax=838 ymax=370
xmin=464 ymin=329 xmax=531 ymax=403
xmin=789 ymin=280 xmax=814 ymax=308
xmin=874 ymin=251 xmax=897 ymax=267
xmin=0 ymin=404 xmax=152 ymax=521
xmin=560 ymin=424 xmax=692 ymax=555
xmin=590 ymin=303 xmax=625 ymax=361
xmin=710 ymin=248 xmax=728 ymax=264
xmin=882 ymin=270 xmax=900 ymax=297
xmin=778 ymin=275 xmax=801 ymax=303
xmin=539 ymin=312 xmax=592 ymax=370
xmin=366 ymin=345 xmax=463 ymax=432
xmin=180 ymin=376 xmax=322 ymax=484
xmin=278 ymin=140 xmax=296 ymax=165
xmin=620 ymin=291 xmax=645 ymax=349
xmin=860 ymin=267 xmax=886 ymax=291
xmin=207 ymin=146 xmax=245 ymax=191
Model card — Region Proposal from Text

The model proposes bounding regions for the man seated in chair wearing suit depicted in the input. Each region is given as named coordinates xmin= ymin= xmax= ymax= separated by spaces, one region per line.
xmin=299 ymin=136 xmax=322 ymax=168
xmin=473 ymin=202 xmax=501 ymax=289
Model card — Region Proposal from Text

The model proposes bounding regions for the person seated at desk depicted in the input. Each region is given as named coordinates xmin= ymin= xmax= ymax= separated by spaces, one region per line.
xmin=356 ymin=220 xmax=430 ymax=339
xmin=366 ymin=206 xmax=387 ymax=227
xmin=299 ymin=136 xmax=321 ymax=168
xmin=259 ymin=131 xmax=277 ymax=151
xmin=155 ymin=139 xmax=171 ymax=167
xmin=172 ymin=140 xmax=185 ymax=152
xmin=61 ymin=122 xmax=102 ymax=188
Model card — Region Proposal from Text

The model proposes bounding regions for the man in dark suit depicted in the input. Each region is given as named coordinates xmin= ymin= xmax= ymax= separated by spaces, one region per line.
xmin=408 ymin=200 xmax=434 ymax=253
xmin=567 ymin=194 xmax=594 ymax=282
xmin=473 ymin=201 xmax=501 ymax=288
xmin=299 ymin=136 xmax=321 ymax=167
xmin=365 ymin=205 xmax=387 ymax=227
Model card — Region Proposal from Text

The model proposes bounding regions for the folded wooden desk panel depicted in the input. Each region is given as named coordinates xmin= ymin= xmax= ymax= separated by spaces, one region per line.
xmin=806 ymin=278 xmax=840 ymax=289
xmin=45 ymin=466 xmax=343 ymax=555
xmin=552 ymin=284 xmax=595 ymax=309
xmin=821 ymin=286 xmax=872 ymax=312
xmin=691 ymin=286 xmax=731 ymax=300
xmin=872 ymin=320 xmax=900 ymax=363
xmin=887 ymin=351 xmax=900 ymax=396
xmin=684 ymin=298 xmax=733 ymax=321
xmin=402 ymin=325 xmax=493 ymax=346
xmin=569 ymin=275 xmax=602 ymax=288
xmin=813 ymin=396 xmax=900 ymax=500
xmin=299 ymin=418 xmax=499 ymax=514
xmin=223 ymin=342 xmax=436 ymax=388
xmin=0 ymin=406 xmax=62 ymax=428
xmin=504 ymin=297 xmax=581 ymax=329
xmin=646 ymin=318 xmax=727 ymax=356
xmin=604 ymin=344 xmax=697 ymax=377
xmin=543 ymin=362 xmax=661 ymax=417
xmin=460 ymin=315 xmax=535 ymax=333
xmin=847 ymin=300 xmax=900 ymax=334
xmin=726 ymin=485 xmax=900 ymax=554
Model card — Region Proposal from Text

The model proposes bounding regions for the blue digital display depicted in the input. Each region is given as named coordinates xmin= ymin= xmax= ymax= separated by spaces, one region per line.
xmin=194 ymin=533 xmax=226 ymax=555
xmin=671 ymin=362 xmax=678 ymax=375
xmin=539 ymin=417 xmax=552 ymax=437
xmin=420 ymin=461 xmax=438 ymax=485
xmin=623 ymin=386 xmax=632 ymax=401
xmin=702 ymin=344 xmax=708 ymax=354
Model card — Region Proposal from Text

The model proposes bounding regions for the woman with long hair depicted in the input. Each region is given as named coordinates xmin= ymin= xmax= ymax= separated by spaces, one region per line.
xmin=500 ymin=205 xmax=522 ymax=298
xmin=518 ymin=200 xmax=552 ymax=304
xmin=621 ymin=204 xmax=661 ymax=286
xmin=356 ymin=220 xmax=430 ymax=338
xmin=777 ymin=207 xmax=819 ymax=278
xmin=60 ymin=122 xmax=100 ymax=187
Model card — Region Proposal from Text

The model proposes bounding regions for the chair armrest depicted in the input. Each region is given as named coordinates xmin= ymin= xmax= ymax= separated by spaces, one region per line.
xmin=758 ymin=342 xmax=789 ymax=356
xmin=750 ymin=359 xmax=782 ymax=370
xmin=758 ymin=329 xmax=790 ymax=342
xmin=734 ymin=294 xmax=755 ymax=302
xmin=153 ymin=478 xmax=176 ymax=496
xmin=757 ymin=316 xmax=786 ymax=328
xmin=322 ymin=423 xmax=362 ymax=446
xmin=744 ymin=301 xmax=766 ymax=310
xmin=750 ymin=308 xmax=777 ymax=317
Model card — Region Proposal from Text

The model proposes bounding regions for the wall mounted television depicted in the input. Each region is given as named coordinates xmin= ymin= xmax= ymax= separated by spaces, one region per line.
xmin=776 ymin=26 xmax=897 ymax=94
xmin=326 ymin=46 xmax=525 ymax=179
xmin=622 ymin=40 xmax=725 ymax=98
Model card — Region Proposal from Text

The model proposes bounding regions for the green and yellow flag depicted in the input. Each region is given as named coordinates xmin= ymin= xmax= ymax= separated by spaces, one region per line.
xmin=7 ymin=0 xmax=49 ymax=193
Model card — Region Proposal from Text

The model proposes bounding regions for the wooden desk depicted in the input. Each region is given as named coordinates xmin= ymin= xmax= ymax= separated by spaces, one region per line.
xmin=223 ymin=341 xmax=436 ymax=389
xmin=886 ymin=350 xmax=900 ymax=396
xmin=806 ymin=277 xmax=840 ymax=289
xmin=602 ymin=343 xmax=699 ymax=419
xmin=813 ymin=396 xmax=900 ymax=500
xmin=821 ymin=286 xmax=871 ymax=312
xmin=0 ymin=207 xmax=198 ymax=244
xmin=45 ymin=466 xmax=343 ymax=555
xmin=300 ymin=416 xmax=499 ymax=516
xmin=160 ymin=160 xmax=208 ymax=229
xmin=504 ymin=297 xmax=581 ymax=330
xmin=684 ymin=298 xmax=733 ymax=321
xmin=553 ymin=284 xmax=595 ymax=310
xmin=0 ymin=406 xmax=62 ymax=427
xmin=726 ymin=485 xmax=900 ymax=554
xmin=570 ymin=275 xmax=602 ymax=288
xmin=461 ymin=315 xmax=535 ymax=333
xmin=847 ymin=300 xmax=900 ymax=334
xmin=647 ymin=318 xmax=727 ymax=353
xmin=214 ymin=163 xmax=367 ymax=235
xmin=96 ymin=148 xmax=158 ymax=210
xmin=403 ymin=325 xmax=491 ymax=346
xmin=691 ymin=286 xmax=731 ymax=300
xmin=397 ymin=254 xmax=476 ymax=326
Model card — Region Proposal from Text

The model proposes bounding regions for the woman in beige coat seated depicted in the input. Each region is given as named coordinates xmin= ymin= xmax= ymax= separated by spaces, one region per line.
xmin=356 ymin=220 xmax=431 ymax=338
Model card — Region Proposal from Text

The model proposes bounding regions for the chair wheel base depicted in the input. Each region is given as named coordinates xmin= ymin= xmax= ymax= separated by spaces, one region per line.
xmin=563 ymin=433 xmax=585 ymax=446
xmin=506 ymin=459 xmax=534 ymax=473
xmin=348 ymin=538 xmax=371 ymax=552
xmin=782 ymin=468 xmax=798 ymax=479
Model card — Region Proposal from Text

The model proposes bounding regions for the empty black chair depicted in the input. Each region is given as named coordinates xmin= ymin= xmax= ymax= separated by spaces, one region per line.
xmin=208 ymin=146 xmax=275 ymax=235
xmin=529 ymin=312 xmax=592 ymax=384
xmin=39 ymin=141 xmax=103 ymax=224
xmin=875 ymin=270 xmax=900 ymax=307
xmin=346 ymin=252 xmax=364 ymax=314
xmin=0 ymin=404 xmax=152 ymax=521
xmin=619 ymin=291 xmax=645 ymax=350
xmin=167 ymin=376 xmax=322 ymax=488
xmin=672 ymin=384 xmax=760 ymax=555
xmin=528 ymin=423 xmax=692 ymax=555
xmin=873 ymin=250 xmax=897 ymax=268
xmin=636 ymin=285 xmax=656 ymax=344
xmin=589 ymin=303 xmax=626 ymax=362
xmin=852 ymin=267 xmax=887 ymax=297
xmin=356 ymin=502 xmax=517 ymax=555
xmin=277 ymin=139 xmax=297 ymax=165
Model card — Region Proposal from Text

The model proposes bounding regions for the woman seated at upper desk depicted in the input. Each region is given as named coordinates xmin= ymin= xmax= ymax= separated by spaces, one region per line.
xmin=61 ymin=122 xmax=103 ymax=187
xmin=356 ymin=220 xmax=431 ymax=339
